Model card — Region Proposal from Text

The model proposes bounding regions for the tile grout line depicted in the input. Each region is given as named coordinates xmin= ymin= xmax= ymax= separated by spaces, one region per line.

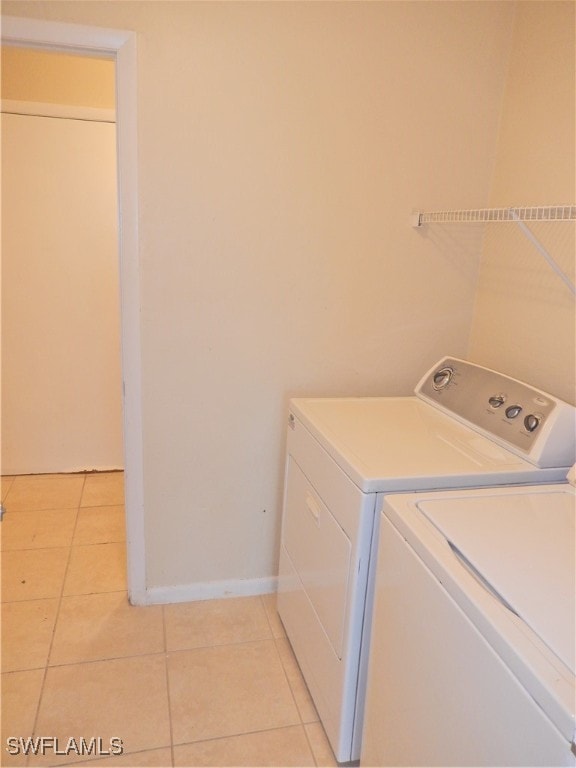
xmin=259 ymin=592 xmax=314 ymax=754
xmin=259 ymin=594 xmax=306 ymax=727
xmin=170 ymin=721 xmax=322 ymax=755
xmin=261 ymin=595 xmax=324 ymax=767
xmin=48 ymin=743 xmax=166 ymax=768
xmin=258 ymin=593 xmax=276 ymax=639
xmin=38 ymin=649 xmax=167 ymax=672
xmin=161 ymin=604 xmax=176 ymax=768
xmin=28 ymin=474 xmax=87 ymax=758
xmin=270 ymin=633 xmax=306 ymax=722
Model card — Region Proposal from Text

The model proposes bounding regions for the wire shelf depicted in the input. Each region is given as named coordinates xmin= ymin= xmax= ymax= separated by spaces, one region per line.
xmin=412 ymin=205 xmax=576 ymax=227
xmin=411 ymin=204 xmax=576 ymax=296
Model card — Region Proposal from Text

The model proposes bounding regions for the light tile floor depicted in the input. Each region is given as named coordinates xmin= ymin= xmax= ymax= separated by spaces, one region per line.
xmin=1 ymin=472 xmax=337 ymax=767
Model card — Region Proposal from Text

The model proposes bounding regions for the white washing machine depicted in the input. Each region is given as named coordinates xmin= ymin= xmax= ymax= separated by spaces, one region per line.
xmin=362 ymin=470 xmax=575 ymax=767
xmin=277 ymin=357 xmax=576 ymax=763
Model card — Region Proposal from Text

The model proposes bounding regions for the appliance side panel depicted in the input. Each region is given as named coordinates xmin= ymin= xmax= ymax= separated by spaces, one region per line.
xmin=362 ymin=516 xmax=573 ymax=767
xmin=278 ymin=417 xmax=377 ymax=761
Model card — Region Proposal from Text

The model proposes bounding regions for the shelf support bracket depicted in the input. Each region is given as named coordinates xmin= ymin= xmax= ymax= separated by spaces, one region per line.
xmin=509 ymin=211 xmax=575 ymax=296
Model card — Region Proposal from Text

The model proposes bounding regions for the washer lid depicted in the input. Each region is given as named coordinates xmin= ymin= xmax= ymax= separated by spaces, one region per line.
xmin=418 ymin=488 xmax=576 ymax=675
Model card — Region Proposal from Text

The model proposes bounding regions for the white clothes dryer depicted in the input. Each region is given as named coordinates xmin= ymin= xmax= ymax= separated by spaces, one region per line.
xmin=361 ymin=471 xmax=575 ymax=766
xmin=277 ymin=357 xmax=575 ymax=762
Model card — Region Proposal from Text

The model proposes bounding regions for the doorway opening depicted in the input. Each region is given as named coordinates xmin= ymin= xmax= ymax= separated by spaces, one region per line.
xmin=2 ymin=47 xmax=122 ymax=474
xmin=1 ymin=16 xmax=145 ymax=603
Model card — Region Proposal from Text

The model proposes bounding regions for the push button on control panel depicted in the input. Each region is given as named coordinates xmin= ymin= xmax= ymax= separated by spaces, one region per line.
xmin=524 ymin=414 xmax=541 ymax=433
xmin=488 ymin=394 xmax=506 ymax=408
xmin=505 ymin=405 xmax=522 ymax=419
xmin=432 ymin=366 xmax=454 ymax=391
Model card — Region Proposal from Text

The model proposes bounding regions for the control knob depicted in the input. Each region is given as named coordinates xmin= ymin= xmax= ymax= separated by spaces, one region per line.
xmin=505 ymin=405 xmax=522 ymax=419
xmin=432 ymin=366 xmax=453 ymax=390
xmin=524 ymin=414 xmax=541 ymax=433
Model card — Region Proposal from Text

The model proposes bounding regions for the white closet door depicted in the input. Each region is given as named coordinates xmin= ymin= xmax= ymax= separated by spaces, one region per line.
xmin=1 ymin=112 xmax=123 ymax=474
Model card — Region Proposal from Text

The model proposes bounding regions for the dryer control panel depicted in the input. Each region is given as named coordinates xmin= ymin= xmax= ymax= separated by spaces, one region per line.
xmin=416 ymin=357 xmax=576 ymax=468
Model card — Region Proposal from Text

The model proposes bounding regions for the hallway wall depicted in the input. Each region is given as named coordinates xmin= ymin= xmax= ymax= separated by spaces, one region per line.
xmin=1 ymin=50 xmax=123 ymax=473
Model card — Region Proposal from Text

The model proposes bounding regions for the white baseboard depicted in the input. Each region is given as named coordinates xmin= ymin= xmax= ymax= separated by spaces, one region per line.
xmin=136 ymin=575 xmax=278 ymax=606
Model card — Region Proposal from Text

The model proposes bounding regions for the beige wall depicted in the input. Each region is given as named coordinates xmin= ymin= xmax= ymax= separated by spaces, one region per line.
xmin=468 ymin=1 xmax=575 ymax=404
xmin=1 ymin=46 xmax=115 ymax=108
xmin=2 ymin=1 xmax=516 ymax=597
